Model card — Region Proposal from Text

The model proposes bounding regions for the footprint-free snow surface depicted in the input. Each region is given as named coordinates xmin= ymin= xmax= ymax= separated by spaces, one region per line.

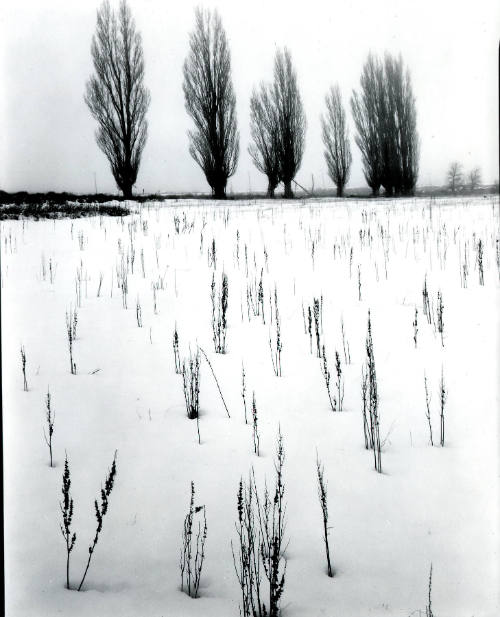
xmin=3 ymin=196 xmax=499 ymax=617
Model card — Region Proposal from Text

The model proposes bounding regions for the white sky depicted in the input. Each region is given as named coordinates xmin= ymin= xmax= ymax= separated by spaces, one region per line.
xmin=0 ymin=0 xmax=498 ymax=194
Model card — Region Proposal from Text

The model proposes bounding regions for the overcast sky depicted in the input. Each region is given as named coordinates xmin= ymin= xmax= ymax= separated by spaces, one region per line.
xmin=1 ymin=0 xmax=498 ymax=195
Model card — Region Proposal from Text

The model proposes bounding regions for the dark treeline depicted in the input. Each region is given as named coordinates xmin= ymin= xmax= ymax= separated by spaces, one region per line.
xmin=81 ymin=1 xmax=421 ymax=199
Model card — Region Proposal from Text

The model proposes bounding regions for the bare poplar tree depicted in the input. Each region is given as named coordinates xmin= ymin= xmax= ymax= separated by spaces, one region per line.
xmin=183 ymin=8 xmax=239 ymax=199
xmin=85 ymin=0 xmax=150 ymax=199
xmin=321 ymin=85 xmax=352 ymax=197
xmin=249 ymin=83 xmax=281 ymax=198
xmin=273 ymin=48 xmax=306 ymax=199
xmin=351 ymin=54 xmax=384 ymax=196
xmin=351 ymin=52 xmax=419 ymax=196
xmin=468 ymin=166 xmax=481 ymax=191
xmin=383 ymin=54 xmax=419 ymax=195
xmin=447 ymin=161 xmax=463 ymax=193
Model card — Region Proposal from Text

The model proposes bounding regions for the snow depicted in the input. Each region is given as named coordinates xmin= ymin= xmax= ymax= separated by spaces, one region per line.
xmin=2 ymin=195 xmax=499 ymax=617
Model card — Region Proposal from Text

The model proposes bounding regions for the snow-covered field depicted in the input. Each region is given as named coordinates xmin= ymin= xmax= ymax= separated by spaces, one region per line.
xmin=2 ymin=195 xmax=499 ymax=617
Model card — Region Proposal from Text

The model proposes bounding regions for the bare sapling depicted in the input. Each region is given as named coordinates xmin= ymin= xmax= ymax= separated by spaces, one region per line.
xmin=211 ymin=272 xmax=229 ymax=354
xmin=422 ymin=276 xmax=431 ymax=324
xmin=426 ymin=563 xmax=434 ymax=617
xmin=313 ymin=298 xmax=321 ymax=357
xmin=180 ymin=481 xmax=207 ymax=599
xmin=65 ymin=308 xmax=77 ymax=374
xmin=232 ymin=475 xmax=262 ymax=617
xmin=233 ymin=429 xmax=288 ymax=616
xmin=424 ymin=373 xmax=434 ymax=446
xmin=49 ymin=258 xmax=56 ymax=284
xmin=43 ymin=388 xmax=55 ymax=467
xmin=436 ymin=290 xmax=444 ymax=346
xmin=208 ymin=238 xmax=217 ymax=269
xmin=258 ymin=269 xmax=265 ymax=323
xmin=20 ymin=345 xmax=28 ymax=391
xmin=269 ymin=286 xmax=282 ymax=376
xmin=182 ymin=349 xmax=200 ymax=421
xmin=316 ymin=453 xmax=333 ymax=577
xmin=152 ymin=283 xmax=158 ymax=314
xmin=462 ymin=259 xmax=468 ymax=288
xmin=439 ymin=368 xmax=446 ymax=447
xmin=496 ymin=238 xmax=500 ymax=281
xmin=96 ymin=272 xmax=103 ymax=297
xmin=75 ymin=265 xmax=82 ymax=308
xmin=242 ymin=363 xmax=248 ymax=424
xmin=198 ymin=346 xmax=231 ymax=418
xmin=308 ymin=306 xmax=313 ymax=353
xmin=60 ymin=453 xmax=76 ymax=590
xmin=321 ymin=345 xmax=336 ymax=412
xmin=173 ymin=325 xmax=181 ymax=374
xmin=477 ymin=238 xmax=484 ymax=285
xmin=252 ymin=392 xmax=260 ymax=456
xmin=256 ymin=428 xmax=287 ymax=616
xmin=335 ymin=351 xmax=344 ymax=411
xmin=136 ymin=296 xmax=142 ymax=327
xmin=118 ymin=256 xmax=128 ymax=309
xmin=413 ymin=308 xmax=418 ymax=348
xmin=361 ymin=365 xmax=370 ymax=449
xmin=41 ymin=252 xmax=47 ymax=281
xmin=460 ymin=241 xmax=469 ymax=288
xmin=365 ymin=312 xmax=382 ymax=472
xmin=341 ymin=317 xmax=351 ymax=364
xmin=77 ymin=451 xmax=118 ymax=591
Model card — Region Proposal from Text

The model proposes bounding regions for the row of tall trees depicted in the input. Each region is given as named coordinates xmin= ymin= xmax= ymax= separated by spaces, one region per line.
xmin=85 ymin=1 xmax=419 ymax=199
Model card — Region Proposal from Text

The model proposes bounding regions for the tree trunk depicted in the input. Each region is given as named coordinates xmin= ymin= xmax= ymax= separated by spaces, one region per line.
xmin=122 ymin=181 xmax=133 ymax=199
xmin=336 ymin=184 xmax=344 ymax=198
xmin=267 ymin=180 xmax=275 ymax=199
xmin=213 ymin=182 xmax=227 ymax=199
xmin=283 ymin=180 xmax=294 ymax=199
